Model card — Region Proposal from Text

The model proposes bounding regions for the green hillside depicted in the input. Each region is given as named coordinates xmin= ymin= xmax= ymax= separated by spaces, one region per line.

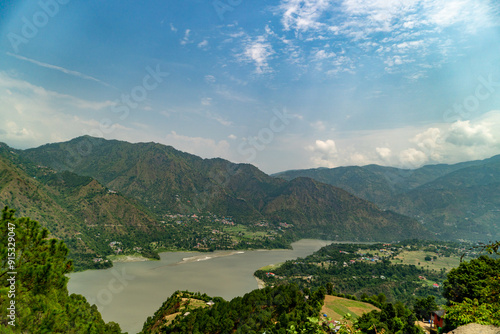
xmin=275 ymin=155 xmax=500 ymax=242
xmin=16 ymin=136 xmax=428 ymax=242
xmin=0 ymin=144 xmax=167 ymax=270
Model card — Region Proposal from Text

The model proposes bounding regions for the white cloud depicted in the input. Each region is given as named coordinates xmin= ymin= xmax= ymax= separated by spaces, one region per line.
xmin=279 ymin=0 xmax=332 ymax=32
xmin=303 ymin=111 xmax=500 ymax=169
xmin=272 ymin=0 xmax=498 ymax=78
xmin=312 ymin=49 xmax=336 ymax=61
xmin=204 ymin=75 xmax=216 ymax=84
xmin=308 ymin=139 xmax=338 ymax=167
xmin=180 ymin=29 xmax=191 ymax=45
xmin=240 ymin=35 xmax=275 ymax=74
xmin=399 ymin=148 xmax=428 ymax=167
xmin=201 ymin=97 xmax=212 ymax=106
xmin=310 ymin=120 xmax=326 ymax=131
xmin=0 ymin=72 xmax=118 ymax=148
xmin=423 ymin=0 xmax=497 ymax=31
xmin=165 ymin=131 xmax=230 ymax=159
xmin=376 ymin=147 xmax=392 ymax=159
xmin=205 ymin=111 xmax=233 ymax=127
xmin=198 ymin=40 xmax=209 ymax=49
xmin=445 ymin=120 xmax=495 ymax=146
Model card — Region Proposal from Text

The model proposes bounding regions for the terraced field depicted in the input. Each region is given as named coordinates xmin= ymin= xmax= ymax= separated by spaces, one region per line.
xmin=321 ymin=295 xmax=379 ymax=321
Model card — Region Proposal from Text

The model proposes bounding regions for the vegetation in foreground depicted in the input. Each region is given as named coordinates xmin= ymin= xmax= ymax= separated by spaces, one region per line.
xmin=0 ymin=207 xmax=125 ymax=333
xmin=254 ymin=240 xmax=477 ymax=306
xmin=1 ymin=208 xmax=499 ymax=333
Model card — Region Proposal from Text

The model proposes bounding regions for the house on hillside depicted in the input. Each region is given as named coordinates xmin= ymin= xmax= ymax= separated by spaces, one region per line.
xmin=431 ymin=310 xmax=445 ymax=330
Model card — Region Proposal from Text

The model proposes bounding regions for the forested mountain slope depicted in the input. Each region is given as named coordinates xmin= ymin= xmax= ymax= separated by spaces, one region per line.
xmin=16 ymin=136 xmax=427 ymax=242
xmin=275 ymin=155 xmax=500 ymax=241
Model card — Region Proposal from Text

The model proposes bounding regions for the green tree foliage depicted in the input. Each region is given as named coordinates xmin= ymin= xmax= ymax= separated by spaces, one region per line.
xmin=355 ymin=302 xmax=422 ymax=334
xmin=141 ymin=284 xmax=324 ymax=334
xmin=0 ymin=207 xmax=124 ymax=333
xmin=413 ymin=296 xmax=438 ymax=321
xmin=442 ymin=255 xmax=500 ymax=331
xmin=444 ymin=298 xmax=500 ymax=329
xmin=255 ymin=243 xmax=447 ymax=305
xmin=442 ymin=255 xmax=500 ymax=305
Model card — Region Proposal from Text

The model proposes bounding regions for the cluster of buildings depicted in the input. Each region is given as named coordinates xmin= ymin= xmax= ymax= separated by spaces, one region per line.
xmin=109 ymin=241 xmax=123 ymax=254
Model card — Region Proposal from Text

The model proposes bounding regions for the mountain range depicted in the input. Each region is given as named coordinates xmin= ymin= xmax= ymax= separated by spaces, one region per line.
xmin=0 ymin=136 xmax=428 ymax=268
xmin=274 ymin=155 xmax=500 ymax=241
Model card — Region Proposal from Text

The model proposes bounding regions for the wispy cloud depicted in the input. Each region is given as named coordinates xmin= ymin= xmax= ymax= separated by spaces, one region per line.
xmin=6 ymin=52 xmax=115 ymax=88
xmin=180 ymin=29 xmax=192 ymax=45
xmin=198 ymin=39 xmax=209 ymax=49
xmin=0 ymin=72 xmax=115 ymax=110
xmin=238 ymin=34 xmax=275 ymax=74
xmin=279 ymin=0 xmax=332 ymax=32
xmin=0 ymin=72 xmax=116 ymax=148
xmin=165 ymin=131 xmax=231 ymax=159
xmin=271 ymin=0 xmax=500 ymax=78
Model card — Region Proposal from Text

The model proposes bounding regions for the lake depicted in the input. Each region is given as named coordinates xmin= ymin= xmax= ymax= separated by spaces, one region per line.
xmin=67 ymin=239 xmax=333 ymax=334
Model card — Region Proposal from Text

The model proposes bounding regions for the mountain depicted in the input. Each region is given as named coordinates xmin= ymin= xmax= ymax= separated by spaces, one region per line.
xmin=274 ymin=155 xmax=500 ymax=241
xmin=0 ymin=142 xmax=167 ymax=270
xmin=14 ymin=136 xmax=426 ymax=242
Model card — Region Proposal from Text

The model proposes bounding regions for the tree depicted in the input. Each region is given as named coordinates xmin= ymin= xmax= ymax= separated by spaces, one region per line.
xmin=443 ymin=255 xmax=500 ymax=304
xmin=461 ymin=240 xmax=500 ymax=261
xmin=444 ymin=298 xmax=500 ymax=330
xmin=442 ymin=255 xmax=500 ymax=331
xmin=413 ymin=296 xmax=438 ymax=321
xmin=0 ymin=207 xmax=124 ymax=333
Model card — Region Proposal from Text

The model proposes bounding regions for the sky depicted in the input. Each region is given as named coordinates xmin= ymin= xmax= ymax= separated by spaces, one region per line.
xmin=1 ymin=0 xmax=500 ymax=174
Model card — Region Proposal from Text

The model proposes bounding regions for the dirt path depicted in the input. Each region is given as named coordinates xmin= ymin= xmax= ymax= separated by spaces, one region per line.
xmin=416 ymin=320 xmax=432 ymax=334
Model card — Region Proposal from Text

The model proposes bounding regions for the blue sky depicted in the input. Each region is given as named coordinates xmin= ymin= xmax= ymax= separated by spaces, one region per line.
xmin=1 ymin=0 xmax=500 ymax=173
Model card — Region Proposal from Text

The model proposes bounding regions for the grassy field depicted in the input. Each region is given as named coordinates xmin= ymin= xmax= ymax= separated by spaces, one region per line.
xmin=162 ymin=297 xmax=208 ymax=326
xmin=107 ymin=253 xmax=149 ymax=262
xmin=224 ymin=224 xmax=269 ymax=239
xmin=391 ymin=250 xmax=467 ymax=272
xmin=258 ymin=262 xmax=284 ymax=271
xmin=321 ymin=296 xmax=379 ymax=321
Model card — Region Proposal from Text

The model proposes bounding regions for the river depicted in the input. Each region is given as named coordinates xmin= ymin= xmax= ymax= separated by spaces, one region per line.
xmin=67 ymin=239 xmax=333 ymax=334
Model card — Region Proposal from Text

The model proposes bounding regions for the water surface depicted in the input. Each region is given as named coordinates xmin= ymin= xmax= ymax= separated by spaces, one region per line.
xmin=67 ymin=239 xmax=333 ymax=334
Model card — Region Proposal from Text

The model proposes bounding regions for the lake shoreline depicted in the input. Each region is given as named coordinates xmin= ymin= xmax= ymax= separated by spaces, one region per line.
xmin=67 ymin=239 xmax=336 ymax=334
